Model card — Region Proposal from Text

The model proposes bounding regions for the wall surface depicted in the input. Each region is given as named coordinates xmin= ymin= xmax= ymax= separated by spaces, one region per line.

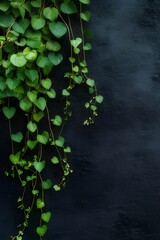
xmin=1 ymin=0 xmax=160 ymax=239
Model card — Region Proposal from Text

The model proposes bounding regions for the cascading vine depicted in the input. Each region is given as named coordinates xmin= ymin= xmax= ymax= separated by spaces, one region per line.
xmin=0 ymin=0 xmax=103 ymax=239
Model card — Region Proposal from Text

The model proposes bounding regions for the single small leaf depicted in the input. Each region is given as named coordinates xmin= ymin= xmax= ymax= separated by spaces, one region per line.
xmin=3 ymin=107 xmax=16 ymax=119
xmin=10 ymin=53 xmax=27 ymax=67
xmin=41 ymin=212 xmax=51 ymax=223
xmin=55 ymin=136 xmax=65 ymax=147
xmin=36 ymin=225 xmax=47 ymax=237
xmin=32 ymin=190 xmax=39 ymax=195
xmin=48 ymin=52 xmax=63 ymax=66
xmin=33 ymin=111 xmax=44 ymax=122
xmin=51 ymin=156 xmax=59 ymax=164
xmin=11 ymin=132 xmax=23 ymax=143
xmin=35 ymin=97 xmax=46 ymax=111
xmin=43 ymin=7 xmax=58 ymax=21
xmin=70 ymin=38 xmax=82 ymax=48
xmin=27 ymin=140 xmax=37 ymax=150
xmin=41 ymin=78 xmax=52 ymax=90
xmin=34 ymin=161 xmax=45 ymax=173
xmin=42 ymin=179 xmax=52 ymax=189
xmin=53 ymin=185 xmax=61 ymax=191
xmin=86 ymin=78 xmax=95 ymax=87
xmin=27 ymin=121 xmax=37 ymax=132
xmin=49 ymin=21 xmax=67 ymax=38
xmin=36 ymin=198 xmax=45 ymax=209
xmin=62 ymin=89 xmax=70 ymax=96
xmin=9 ymin=151 xmax=21 ymax=164
xmin=37 ymin=131 xmax=49 ymax=145
xmin=95 ymin=95 xmax=104 ymax=104
xmin=51 ymin=115 xmax=62 ymax=126
xmin=31 ymin=15 xmax=46 ymax=30
xmin=60 ymin=1 xmax=77 ymax=14
xmin=79 ymin=0 xmax=90 ymax=4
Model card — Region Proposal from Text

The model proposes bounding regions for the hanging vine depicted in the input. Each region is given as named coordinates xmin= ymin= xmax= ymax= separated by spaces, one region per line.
xmin=0 ymin=0 xmax=103 ymax=239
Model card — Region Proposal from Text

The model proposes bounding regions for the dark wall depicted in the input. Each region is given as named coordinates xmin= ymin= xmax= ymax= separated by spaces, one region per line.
xmin=1 ymin=0 xmax=160 ymax=239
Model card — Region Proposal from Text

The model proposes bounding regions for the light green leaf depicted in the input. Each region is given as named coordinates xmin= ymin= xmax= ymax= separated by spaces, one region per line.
xmin=41 ymin=78 xmax=52 ymax=90
xmin=60 ymin=1 xmax=77 ymax=14
xmin=34 ymin=161 xmax=45 ymax=173
xmin=10 ymin=53 xmax=27 ymax=67
xmin=49 ymin=21 xmax=67 ymax=38
xmin=80 ymin=11 xmax=91 ymax=22
xmin=51 ymin=156 xmax=59 ymax=164
xmin=31 ymin=16 xmax=46 ymax=30
xmin=95 ymin=95 xmax=104 ymax=103
xmin=79 ymin=0 xmax=90 ymax=4
xmin=37 ymin=131 xmax=49 ymax=145
xmin=36 ymin=198 xmax=45 ymax=208
xmin=41 ymin=212 xmax=51 ymax=223
xmin=36 ymin=225 xmax=47 ymax=237
xmin=42 ymin=179 xmax=52 ymax=190
xmin=27 ymin=121 xmax=37 ymax=133
xmin=51 ymin=115 xmax=62 ymax=126
xmin=43 ymin=7 xmax=58 ymax=21
xmin=48 ymin=52 xmax=63 ymax=66
xmin=35 ymin=97 xmax=46 ymax=111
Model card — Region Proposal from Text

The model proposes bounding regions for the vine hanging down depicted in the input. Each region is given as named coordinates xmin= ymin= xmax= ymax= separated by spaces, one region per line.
xmin=0 ymin=0 xmax=103 ymax=239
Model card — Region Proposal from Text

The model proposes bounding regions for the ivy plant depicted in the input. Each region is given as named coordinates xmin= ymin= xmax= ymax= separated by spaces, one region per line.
xmin=0 ymin=0 xmax=103 ymax=239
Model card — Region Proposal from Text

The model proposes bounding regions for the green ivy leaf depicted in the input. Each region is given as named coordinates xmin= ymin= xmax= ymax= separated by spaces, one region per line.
xmin=9 ymin=151 xmax=21 ymax=165
xmin=60 ymin=1 xmax=77 ymax=14
xmin=55 ymin=136 xmax=65 ymax=147
xmin=36 ymin=225 xmax=47 ymax=237
xmin=36 ymin=198 xmax=45 ymax=208
xmin=11 ymin=132 xmax=23 ymax=143
xmin=41 ymin=212 xmax=51 ymax=223
xmin=32 ymin=189 xmax=39 ymax=195
xmin=64 ymin=146 xmax=71 ymax=153
xmin=10 ymin=53 xmax=27 ymax=67
xmin=31 ymin=16 xmax=46 ymax=30
xmin=34 ymin=161 xmax=45 ymax=173
xmin=80 ymin=11 xmax=91 ymax=22
xmin=86 ymin=78 xmax=95 ymax=87
xmin=79 ymin=0 xmax=90 ymax=4
xmin=46 ymin=40 xmax=61 ymax=52
xmin=0 ymin=2 xmax=10 ymax=12
xmin=35 ymin=97 xmax=46 ymax=111
xmin=12 ymin=18 xmax=30 ymax=34
xmin=33 ymin=111 xmax=44 ymax=122
xmin=47 ymin=89 xmax=56 ymax=99
xmin=49 ymin=21 xmax=67 ymax=38
xmin=53 ymin=185 xmax=61 ymax=191
xmin=95 ymin=95 xmax=104 ymax=104
xmin=25 ymin=69 xmax=38 ymax=82
xmin=27 ymin=90 xmax=37 ymax=102
xmin=27 ymin=121 xmax=37 ymax=133
xmin=48 ymin=52 xmax=63 ymax=66
xmin=3 ymin=107 xmax=16 ymax=119
xmin=43 ymin=7 xmax=58 ymax=21
xmin=41 ymin=78 xmax=52 ymax=90
xmin=23 ymin=47 xmax=37 ymax=61
xmin=42 ymin=179 xmax=52 ymax=189
xmin=70 ymin=38 xmax=82 ymax=48
xmin=62 ymin=89 xmax=70 ymax=96
xmin=51 ymin=156 xmax=59 ymax=164
xmin=51 ymin=115 xmax=62 ymax=126
xmin=37 ymin=131 xmax=49 ymax=145
xmin=27 ymin=140 xmax=37 ymax=150
xmin=20 ymin=97 xmax=32 ymax=112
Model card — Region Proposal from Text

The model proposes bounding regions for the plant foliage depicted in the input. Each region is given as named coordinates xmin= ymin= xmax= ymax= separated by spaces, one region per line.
xmin=0 ymin=0 xmax=103 ymax=239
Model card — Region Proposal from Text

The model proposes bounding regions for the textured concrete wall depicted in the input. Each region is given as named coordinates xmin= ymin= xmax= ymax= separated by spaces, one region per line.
xmin=1 ymin=1 xmax=160 ymax=239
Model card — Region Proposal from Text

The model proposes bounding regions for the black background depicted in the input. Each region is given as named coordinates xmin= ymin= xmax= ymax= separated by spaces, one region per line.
xmin=1 ymin=0 xmax=160 ymax=239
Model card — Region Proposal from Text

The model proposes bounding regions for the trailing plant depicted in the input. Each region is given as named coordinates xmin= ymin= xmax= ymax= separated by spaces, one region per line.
xmin=0 ymin=0 xmax=103 ymax=239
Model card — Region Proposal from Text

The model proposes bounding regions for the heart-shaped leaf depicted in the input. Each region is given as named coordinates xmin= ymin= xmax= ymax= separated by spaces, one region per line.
xmin=3 ymin=107 xmax=16 ymax=119
xmin=49 ymin=21 xmax=67 ymax=38
xmin=53 ymin=185 xmax=61 ymax=191
xmin=62 ymin=89 xmax=70 ymax=96
xmin=55 ymin=136 xmax=65 ymax=147
xmin=51 ymin=156 xmax=59 ymax=164
xmin=35 ymin=97 xmax=46 ymax=111
xmin=36 ymin=225 xmax=47 ymax=237
xmin=33 ymin=111 xmax=44 ymax=122
xmin=23 ymin=47 xmax=37 ymax=61
xmin=46 ymin=40 xmax=61 ymax=52
xmin=43 ymin=7 xmax=58 ymax=21
xmin=20 ymin=97 xmax=32 ymax=112
xmin=95 ymin=95 xmax=104 ymax=104
xmin=48 ymin=52 xmax=63 ymax=66
xmin=47 ymin=89 xmax=56 ymax=99
xmin=34 ymin=161 xmax=45 ymax=173
xmin=37 ymin=131 xmax=49 ymax=145
xmin=10 ymin=53 xmax=27 ymax=67
xmin=27 ymin=91 xmax=37 ymax=102
xmin=27 ymin=121 xmax=37 ymax=132
xmin=11 ymin=132 xmax=23 ymax=143
xmin=41 ymin=78 xmax=52 ymax=90
xmin=70 ymin=38 xmax=82 ymax=48
xmin=9 ymin=151 xmax=21 ymax=164
xmin=51 ymin=115 xmax=62 ymax=126
xmin=32 ymin=189 xmax=39 ymax=195
xmin=42 ymin=179 xmax=52 ymax=189
xmin=41 ymin=212 xmax=51 ymax=223
xmin=27 ymin=140 xmax=37 ymax=150
xmin=86 ymin=78 xmax=95 ymax=87
xmin=36 ymin=198 xmax=45 ymax=209
xmin=80 ymin=11 xmax=91 ymax=22
xmin=31 ymin=16 xmax=46 ymax=30
xmin=60 ymin=1 xmax=77 ymax=14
